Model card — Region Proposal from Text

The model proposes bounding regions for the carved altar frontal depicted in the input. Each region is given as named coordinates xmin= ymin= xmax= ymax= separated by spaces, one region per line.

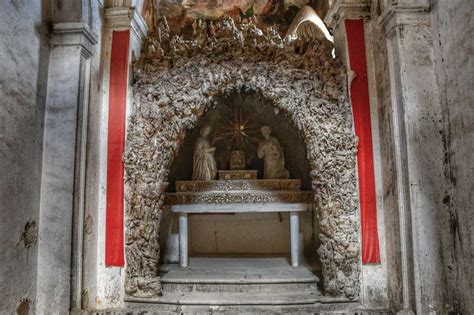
xmin=175 ymin=178 xmax=302 ymax=192
xmin=166 ymin=179 xmax=312 ymax=205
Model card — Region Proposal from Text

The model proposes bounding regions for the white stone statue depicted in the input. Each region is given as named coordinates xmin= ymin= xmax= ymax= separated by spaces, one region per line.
xmin=192 ymin=125 xmax=217 ymax=181
xmin=257 ymin=126 xmax=290 ymax=179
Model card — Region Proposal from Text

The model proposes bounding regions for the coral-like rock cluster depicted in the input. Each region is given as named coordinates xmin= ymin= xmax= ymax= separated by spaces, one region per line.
xmin=124 ymin=16 xmax=360 ymax=299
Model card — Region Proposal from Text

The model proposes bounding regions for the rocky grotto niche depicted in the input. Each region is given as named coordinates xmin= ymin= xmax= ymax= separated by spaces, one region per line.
xmin=168 ymin=91 xmax=312 ymax=190
xmin=164 ymin=91 xmax=317 ymax=257
xmin=123 ymin=16 xmax=360 ymax=300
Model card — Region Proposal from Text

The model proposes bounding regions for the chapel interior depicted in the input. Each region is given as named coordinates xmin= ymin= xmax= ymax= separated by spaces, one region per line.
xmin=0 ymin=0 xmax=473 ymax=314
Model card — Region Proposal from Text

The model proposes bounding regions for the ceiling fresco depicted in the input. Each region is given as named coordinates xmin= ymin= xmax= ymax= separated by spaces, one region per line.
xmin=142 ymin=0 xmax=329 ymax=35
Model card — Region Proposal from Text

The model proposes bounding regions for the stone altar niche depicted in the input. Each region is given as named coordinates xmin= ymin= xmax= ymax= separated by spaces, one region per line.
xmin=123 ymin=16 xmax=360 ymax=300
xmin=168 ymin=92 xmax=312 ymax=190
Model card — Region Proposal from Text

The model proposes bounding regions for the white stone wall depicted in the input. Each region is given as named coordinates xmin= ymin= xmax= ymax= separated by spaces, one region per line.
xmin=0 ymin=1 xmax=51 ymax=313
xmin=365 ymin=0 xmax=474 ymax=313
xmin=430 ymin=0 xmax=474 ymax=313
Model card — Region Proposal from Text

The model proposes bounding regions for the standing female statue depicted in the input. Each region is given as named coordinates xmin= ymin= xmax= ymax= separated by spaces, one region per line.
xmin=192 ymin=125 xmax=217 ymax=181
xmin=257 ymin=126 xmax=289 ymax=179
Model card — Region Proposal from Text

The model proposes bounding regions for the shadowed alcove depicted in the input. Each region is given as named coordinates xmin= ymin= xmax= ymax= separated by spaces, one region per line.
xmin=162 ymin=90 xmax=321 ymax=265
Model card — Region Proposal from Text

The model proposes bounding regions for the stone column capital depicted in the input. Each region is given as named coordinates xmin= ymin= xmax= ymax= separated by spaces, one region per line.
xmin=52 ymin=23 xmax=98 ymax=59
xmin=105 ymin=6 xmax=148 ymax=45
xmin=378 ymin=4 xmax=431 ymax=38
xmin=324 ymin=0 xmax=371 ymax=31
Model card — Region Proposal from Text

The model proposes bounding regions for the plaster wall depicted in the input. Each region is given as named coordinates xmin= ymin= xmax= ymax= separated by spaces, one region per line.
xmin=430 ymin=1 xmax=474 ymax=313
xmin=365 ymin=0 xmax=474 ymax=313
xmin=373 ymin=7 xmax=450 ymax=314
xmin=0 ymin=1 xmax=50 ymax=313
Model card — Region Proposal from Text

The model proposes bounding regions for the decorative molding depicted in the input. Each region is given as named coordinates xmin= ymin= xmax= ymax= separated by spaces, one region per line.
xmin=378 ymin=4 xmax=431 ymax=38
xmin=175 ymin=179 xmax=302 ymax=192
xmin=52 ymin=22 xmax=98 ymax=59
xmin=106 ymin=0 xmax=133 ymax=7
xmin=105 ymin=6 xmax=148 ymax=44
xmin=217 ymin=170 xmax=258 ymax=180
xmin=165 ymin=191 xmax=314 ymax=205
xmin=324 ymin=0 xmax=371 ymax=31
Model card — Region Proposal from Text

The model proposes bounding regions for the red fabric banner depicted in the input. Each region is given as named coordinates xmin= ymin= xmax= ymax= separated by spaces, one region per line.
xmin=106 ymin=30 xmax=130 ymax=266
xmin=345 ymin=19 xmax=381 ymax=264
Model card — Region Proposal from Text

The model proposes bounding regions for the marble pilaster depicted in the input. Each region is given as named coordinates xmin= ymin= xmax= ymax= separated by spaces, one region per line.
xmin=81 ymin=4 xmax=148 ymax=310
xmin=36 ymin=22 xmax=97 ymax=313
xmin=380 ymin=3 xmax=447 ymax=314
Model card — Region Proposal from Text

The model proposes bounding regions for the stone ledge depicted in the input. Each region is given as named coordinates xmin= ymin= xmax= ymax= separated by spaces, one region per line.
xmin=175 ymin=179 xmax=302 ymax=192
xmin=165 ymin=191 xmax=314 ymax=205
xmin=169 ymin=202 xmax=311 ymax=214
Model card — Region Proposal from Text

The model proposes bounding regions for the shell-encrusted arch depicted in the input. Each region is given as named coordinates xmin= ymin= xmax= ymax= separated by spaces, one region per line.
xmin=124 ymin=24 xmax=360 ymax=300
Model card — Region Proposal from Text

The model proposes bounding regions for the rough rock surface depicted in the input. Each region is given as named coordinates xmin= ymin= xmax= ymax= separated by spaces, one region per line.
xmin=124 ymin=16 xmax=360 ymax=299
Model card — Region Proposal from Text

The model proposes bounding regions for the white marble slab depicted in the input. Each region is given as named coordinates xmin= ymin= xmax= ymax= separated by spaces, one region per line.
xmin=171 ymin=202 xmax=310 ymax=213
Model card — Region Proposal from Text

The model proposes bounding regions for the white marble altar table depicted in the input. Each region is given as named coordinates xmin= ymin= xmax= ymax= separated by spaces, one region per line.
xmin=171 ymin=203 xmax=309 ymax=268
xmin=166 ymin=179 xmax=313 ymax=268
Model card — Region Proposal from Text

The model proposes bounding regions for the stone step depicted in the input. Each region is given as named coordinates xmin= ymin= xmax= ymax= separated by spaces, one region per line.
xmin=175 ymin=179 xmax=302 ymax=192
xmin=160 ymin=258 xmax=320 ymax=293
xmin=127 ymin=290 xmax=322 ymax=306
xmin=94 ymin=305 xmax=391 ymax=315
xmin=162 ymin=281 xmax=319 ymax=293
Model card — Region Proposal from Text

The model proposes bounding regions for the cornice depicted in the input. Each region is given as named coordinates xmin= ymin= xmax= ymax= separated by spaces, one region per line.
xmin=378 ymin=4 xmax=431 ymax=38
xmin=105 ymin=6 xmax=148 ymax=44
xmin=52 ymin=22 xmax=99 ymax=59
xmin=324 ymin=0 xmax=371 ymax=31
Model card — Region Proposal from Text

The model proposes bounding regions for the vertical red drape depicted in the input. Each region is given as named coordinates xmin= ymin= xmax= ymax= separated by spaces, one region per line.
xmin=345 ymin=20 xmax=381 ymax=264
xmin=106 ymin=30 xmax=130 ymax=266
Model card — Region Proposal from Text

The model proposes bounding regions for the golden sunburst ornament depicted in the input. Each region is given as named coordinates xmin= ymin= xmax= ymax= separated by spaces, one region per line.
xmin=214 ymin=107 xmax=259 ymax=150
